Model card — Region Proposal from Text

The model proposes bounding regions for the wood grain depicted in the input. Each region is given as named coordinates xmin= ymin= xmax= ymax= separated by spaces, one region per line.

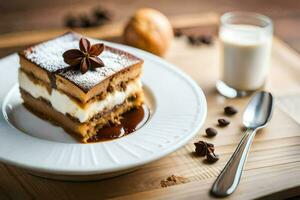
xmin=0 ymin=13 xmax=300 ymax=199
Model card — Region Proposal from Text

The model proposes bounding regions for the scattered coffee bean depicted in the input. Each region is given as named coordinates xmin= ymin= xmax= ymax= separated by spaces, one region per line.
xmin=174 ymin=29 xmax=183 ymax=37
xmin=206 ymin=150 xmax=219 ymax=163
xmin=64 ymin=16 xmax=79 ymax=28
xmin=218 ymin=118 xmax=230 ymax=127
xmin=194 ymin=141 xmax=214 ymax=157
xmin=200 ymin=35 xmax=212 ymax=45
xmin=205 ymin=127 xmax=217 ymax=137
xmin=224 ymin=106 xmax=238 ymax=116
xmin=173 ymin=28 xmax=214 ymax=46
xmin=64 ymin=7 xmax=112 ymax=28
xmin=187 ymin=34 xmax=213 ymax=46
xmin=93 ymin=8 xmax=111 ymax=21
xmin=188 ymin=35 xmax=201 ymax=46
xmin=80 ymin=15 xmax=93 ymax=28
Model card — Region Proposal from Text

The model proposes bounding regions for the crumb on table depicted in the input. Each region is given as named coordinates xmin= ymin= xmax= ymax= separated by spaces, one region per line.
xmin=160 ymin=175 xmax=189 ymax=187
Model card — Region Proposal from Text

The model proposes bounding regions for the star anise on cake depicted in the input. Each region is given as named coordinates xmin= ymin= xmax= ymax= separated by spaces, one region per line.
xmin=63 ymin=38 xmax=105 ymax=74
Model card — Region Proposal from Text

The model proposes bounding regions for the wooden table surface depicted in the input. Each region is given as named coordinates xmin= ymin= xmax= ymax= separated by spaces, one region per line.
xmin=0 ymin=2 xmax=300 ymax=200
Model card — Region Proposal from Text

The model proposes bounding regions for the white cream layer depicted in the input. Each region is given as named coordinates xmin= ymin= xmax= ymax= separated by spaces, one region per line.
xmin=18 ymin=71 xmax=142 ymax=123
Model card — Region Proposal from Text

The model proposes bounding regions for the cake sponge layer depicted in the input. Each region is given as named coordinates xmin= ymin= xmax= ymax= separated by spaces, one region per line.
xmin=19 ymin=70 xmax=143 ymax=123
xmin=21 ymin=89 xmax=144 ymax=143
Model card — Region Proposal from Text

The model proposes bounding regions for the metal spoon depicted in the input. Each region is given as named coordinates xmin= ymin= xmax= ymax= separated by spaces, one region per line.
xmin=211 ymin=91 xmax=274 ymax=197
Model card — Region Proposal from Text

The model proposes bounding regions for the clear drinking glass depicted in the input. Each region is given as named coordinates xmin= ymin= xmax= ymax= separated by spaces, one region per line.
xmin=216 ymin=12 xmax=273 ymax=98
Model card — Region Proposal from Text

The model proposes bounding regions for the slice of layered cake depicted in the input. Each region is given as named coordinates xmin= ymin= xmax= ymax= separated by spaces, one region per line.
xmin=18 ymin=32 xmax=144 ymax=143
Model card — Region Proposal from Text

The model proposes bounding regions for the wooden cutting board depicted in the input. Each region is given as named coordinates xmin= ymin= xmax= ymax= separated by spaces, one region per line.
xmin=0 ymin=13 xmax=300 ymax=200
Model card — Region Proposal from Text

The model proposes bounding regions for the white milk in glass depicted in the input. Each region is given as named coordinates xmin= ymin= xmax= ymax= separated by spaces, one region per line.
xmin=220 ymin=24 xmax=272 ymax=91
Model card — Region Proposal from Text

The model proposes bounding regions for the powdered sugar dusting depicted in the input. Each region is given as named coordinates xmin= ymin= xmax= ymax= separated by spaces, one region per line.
xmin=60 ymin=50 xmax=139 ymax=91
xmin=21 ymin=32 xmax=142 ymax=91
xmin=23 ymin=33 xmax=78 ymax=72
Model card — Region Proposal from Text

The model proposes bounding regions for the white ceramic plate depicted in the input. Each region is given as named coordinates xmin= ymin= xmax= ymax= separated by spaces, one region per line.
xmin=0 ymin=42 xmax=207 ymax=181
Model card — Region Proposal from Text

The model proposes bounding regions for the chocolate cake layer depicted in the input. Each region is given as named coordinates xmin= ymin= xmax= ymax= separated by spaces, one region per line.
xmin=19 ymin=32 xmax=143 ymax=103
xmin=21 ymin=89 xmax=144 ymax=143
xmin=20 ymin=68 xmax=141 ymax=107
xmin=19 ymin=69 xmax=143 ymax=123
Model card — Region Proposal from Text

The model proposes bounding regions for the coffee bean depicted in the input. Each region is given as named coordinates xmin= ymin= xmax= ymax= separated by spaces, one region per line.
xmin=224 ymin=106 xmax=238 ymax=116
xmin=200 ymin=35 xmax=212 ymax=45
xmin=174 ymin=29 xmax=183 ymax=37
xmin=218 ymin=118 xmax=230 ymax=127
xmin=206 ymin=151 xmax=219 ymax=163
xmin=64 ymin=6 xmax=112 ymax=28
xmin=80 ymin=15 xmax=93 ymax=28
xmin=188 ymin=36 xmax=201 ymax=46
xmin=93 ymin=8 xmax=111 ymax=21
xmin=187 ymin=35 xmax=196 ymax=43
xmin=205 ymin=127 xmax=217 ymax=137
xmin=65 ymin=16 xmax=80 ymax=28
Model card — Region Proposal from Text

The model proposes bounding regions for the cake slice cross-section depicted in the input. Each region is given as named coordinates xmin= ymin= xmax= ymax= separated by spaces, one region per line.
xmin=18 ymin=32 xmax=144 ymax=143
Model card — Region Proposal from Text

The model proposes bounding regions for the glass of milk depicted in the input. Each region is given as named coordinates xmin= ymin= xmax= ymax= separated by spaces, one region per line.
xmin=216 ymin=12 xmax=273 ymax=98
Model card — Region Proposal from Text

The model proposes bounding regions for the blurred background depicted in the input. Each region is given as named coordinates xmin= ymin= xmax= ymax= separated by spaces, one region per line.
xmin=0 ymin=0 xmax=300 ymax=56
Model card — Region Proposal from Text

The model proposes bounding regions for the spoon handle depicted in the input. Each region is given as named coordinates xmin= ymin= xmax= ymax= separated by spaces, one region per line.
xmin=211 ymin=128 xmax=257 ymax=197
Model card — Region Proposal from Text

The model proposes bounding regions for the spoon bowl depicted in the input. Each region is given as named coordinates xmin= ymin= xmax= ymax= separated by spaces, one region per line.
xmin=243 ymin=91 xmax=274 ymax=129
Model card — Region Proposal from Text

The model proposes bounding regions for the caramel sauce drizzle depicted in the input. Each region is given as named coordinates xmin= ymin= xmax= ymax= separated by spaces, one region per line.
xmin=87 ymin=105 xmax=150 ymax=143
